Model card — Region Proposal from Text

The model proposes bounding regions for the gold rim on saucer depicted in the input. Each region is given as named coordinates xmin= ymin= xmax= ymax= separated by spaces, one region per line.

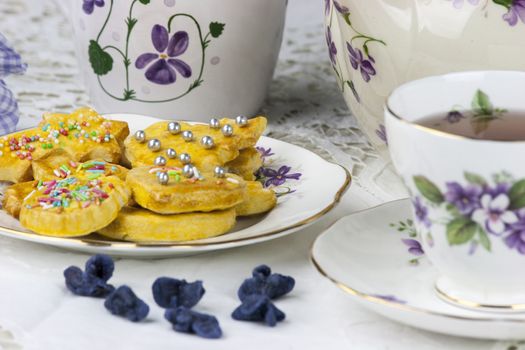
xmin=310 ymin=200 xmax=525 ymax=323
xmin=435 ymin=283 xmax=525 ymax=312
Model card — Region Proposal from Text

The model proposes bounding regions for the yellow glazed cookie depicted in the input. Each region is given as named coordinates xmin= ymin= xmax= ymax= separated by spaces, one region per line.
xmin=2 ymin=181 xmax=37 ymax=219
xmin=124 ymin=117 xmax=267 ymax=172
xmin=235 ymin=181 xmax=277 ymax=216
xmin=226 ymin=147 xmax=263 ymax=181
xmin=19 ymin=175 xmax=130 ymax=237
xmin=32 ymin=155 xmax=128 ymax=182
xmin=0 ymin=107 xmax=129 ymax=183
xmin=126 ymin=166 xmax=246 ymax=214
xmin=98 ymin=206 xmax=236 ymax=242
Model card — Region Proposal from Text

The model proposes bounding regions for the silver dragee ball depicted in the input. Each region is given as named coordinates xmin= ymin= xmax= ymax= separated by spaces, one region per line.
xmin=166 ymin=148 xmax=177 ymax=159
xmin=134 ymin=130 xmax=146 ymax=143
xmin=182 ymin=130 xmax=194 ymax=142
xmin=214 ymin=166 xmax=226 ymax=178
xmin=167 ymin=121 xmax=181 ymax=135
xmin=235 ymin=115 xmax=248 ymax=127
xmin=200 ymin=136 xmax=215 ymax=149
xmin=221 ymin=124 xmax=233 ymax=137
xmin=154 ymin=156 xmax=167 ymax=166
xmin=179 ymin=153 xmax=191 ymax=164
xmin=157 ymin=172 xmax=169 ymax=185
xmin=148 ymin=138 xmax=161 ymax=152
xmin=209 ymin=118 xmax=220 ymax=129
xmin=182 ymin=164 xmax=194 ymax=178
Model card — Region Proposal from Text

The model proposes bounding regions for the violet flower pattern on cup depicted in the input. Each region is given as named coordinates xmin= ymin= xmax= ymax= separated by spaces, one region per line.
xmin=136 ymin=25 xmax=192 ymax=85
xmin=413 ymin=172 xmax=525 ymax=255
xmin=256 ymin=147 xmax=302 ymax=197
xmin=412 ymin=197 xmax=431 ymax=228
xmin=504 ymin=210 xmax=525 ymax=254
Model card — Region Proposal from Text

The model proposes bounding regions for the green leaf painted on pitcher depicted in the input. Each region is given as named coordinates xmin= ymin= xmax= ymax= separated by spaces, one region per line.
xmin=492 ymin=0 xmax=513 ymax=9
xmin=209 ymin=22 xmax=225 ymax=38
xmin=88 ymin=40 xmax=113 ymax=76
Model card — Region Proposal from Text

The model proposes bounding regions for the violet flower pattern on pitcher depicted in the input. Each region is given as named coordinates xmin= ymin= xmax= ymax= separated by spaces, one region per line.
xmin=83 ymin=0 xmax=225 ymax=102
xmin=412 ymin=171 xmax=525 ymax=255
xmin=449 ymin=0 xmax=525 ymax=27
xmin=324 ymin=0 xmax=385 ymax=97
xmin=324 ymin=0 xmax=386 ymax=146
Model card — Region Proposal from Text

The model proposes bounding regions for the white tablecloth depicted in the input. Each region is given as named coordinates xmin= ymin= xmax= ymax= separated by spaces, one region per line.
xmin=0 ymin=0 xmax=519 ymax=349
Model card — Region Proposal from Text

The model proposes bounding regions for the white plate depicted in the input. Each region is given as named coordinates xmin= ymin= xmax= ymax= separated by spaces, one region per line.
xmin=0 ymin=114 xmax=350 ymax=258
xmin=311 ymin=199 xmax=525 ymax=340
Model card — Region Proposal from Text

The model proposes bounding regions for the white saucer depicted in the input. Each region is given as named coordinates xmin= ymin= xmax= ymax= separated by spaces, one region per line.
xmin=0 ymin=115 xmax=350 ymax=258
xmin=311 ymin=198 xmax=525 ymax=340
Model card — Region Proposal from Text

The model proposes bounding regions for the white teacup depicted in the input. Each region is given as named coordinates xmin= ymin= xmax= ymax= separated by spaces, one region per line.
xmin=386 ymin=71 xmax=525 ymax=311
xmin=58 ymin=0 xmax=287 ymax=121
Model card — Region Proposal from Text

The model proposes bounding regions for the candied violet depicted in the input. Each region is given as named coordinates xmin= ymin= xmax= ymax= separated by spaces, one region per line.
xmin=152 ymin=277 xmax=205 ymax=309
xmin=104 ymin=285 xmax=149 ymax=322
xmin=238 ymin=265 xmax=295 ymax=302
xmin=85 ymin=254 xmax=114 ymax=282
xmin=232 ymin=294 xmax=285 ymax=327
xmin=63 ymin=254 xmax=115 ymax=298
xmin=165 ymin=306 xmax=222 ymax=339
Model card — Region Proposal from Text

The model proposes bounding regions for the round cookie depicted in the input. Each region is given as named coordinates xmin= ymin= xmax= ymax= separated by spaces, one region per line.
xmin=98 ymin=207 xmax=236 ymax=243
xmin=126 ymin=166 xmax=246 ymax=214
xmin=19 ymin=175 xmax=130 ymax=237
xmin=32 ymin=154 xmax=129 ymax=182
xmin=2 ymin=181 xmax=37 ymax=219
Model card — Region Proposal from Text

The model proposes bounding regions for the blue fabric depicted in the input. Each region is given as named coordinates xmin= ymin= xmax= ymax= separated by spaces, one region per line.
xmin=0 ymin=33 xmax=26 ymax=135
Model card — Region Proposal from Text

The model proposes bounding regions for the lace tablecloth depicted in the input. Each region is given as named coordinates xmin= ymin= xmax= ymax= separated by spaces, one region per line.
xmin=0 ymin=0 xmax=518 ymax=349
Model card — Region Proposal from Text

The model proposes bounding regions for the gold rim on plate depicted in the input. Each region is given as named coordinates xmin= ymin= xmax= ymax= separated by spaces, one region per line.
xmin=310 ymin=199 xmax=525 ymax=323
xmin=0 ymin=164 xmax=351 ymax=250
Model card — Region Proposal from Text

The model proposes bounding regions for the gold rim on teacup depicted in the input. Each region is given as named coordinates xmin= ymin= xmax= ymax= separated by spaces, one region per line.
xmin=386 ymin=70 xmax=525 ymax=144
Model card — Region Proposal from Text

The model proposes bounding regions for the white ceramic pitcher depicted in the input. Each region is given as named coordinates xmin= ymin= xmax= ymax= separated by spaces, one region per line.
xmin=57 ymin=0 xmax=287 ymax=121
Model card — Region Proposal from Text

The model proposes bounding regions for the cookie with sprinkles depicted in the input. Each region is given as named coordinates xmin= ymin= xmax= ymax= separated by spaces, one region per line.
xmin=0 ymin=107 xmax=129 ymax=183
xmin=126 ymin=166 xmax=246 ymax=214
xmin=2 ymin=180 xmax=38 ymax=219
xmin=19 ymin=175 xmax=130 ymax=237
xmin=123 ymin=117 xmax=267 ymax=172
xmin=32 ymin=154 xmax=129 ymax=182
